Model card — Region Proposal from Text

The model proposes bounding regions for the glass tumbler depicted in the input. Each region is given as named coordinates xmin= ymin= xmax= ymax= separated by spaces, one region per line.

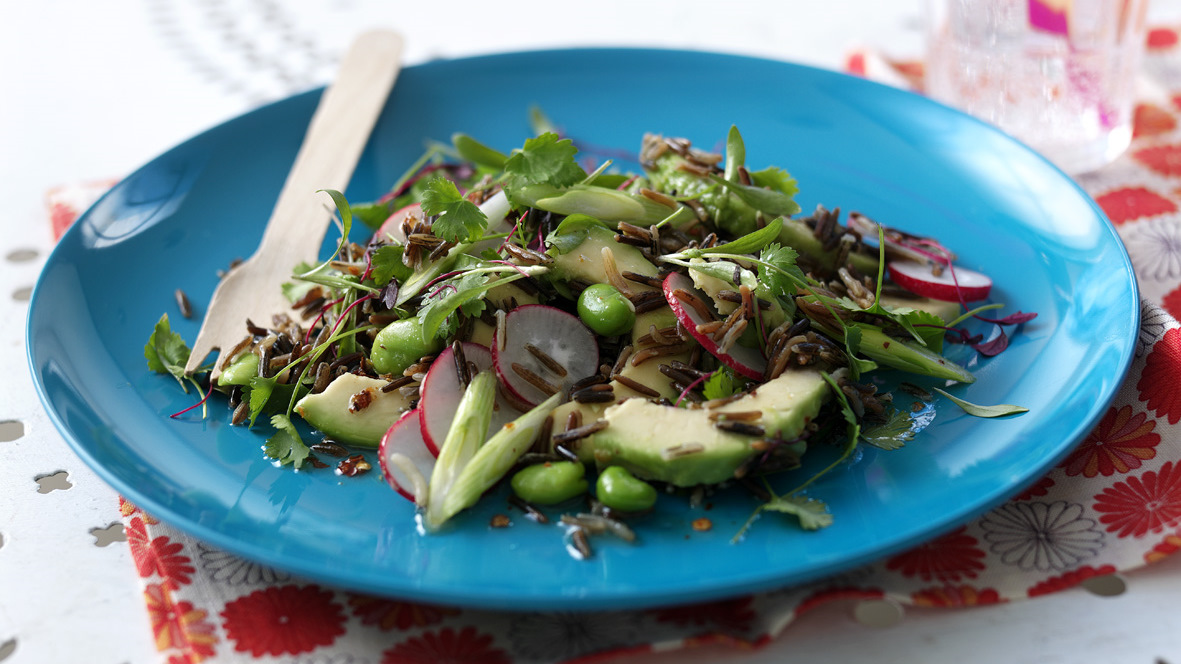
xmin=925 ymin=0 xmax=1148 ymax=175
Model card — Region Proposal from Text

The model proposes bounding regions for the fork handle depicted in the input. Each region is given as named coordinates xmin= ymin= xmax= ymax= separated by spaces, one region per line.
xmin=252 ymin=30 xmax=404 ymax=263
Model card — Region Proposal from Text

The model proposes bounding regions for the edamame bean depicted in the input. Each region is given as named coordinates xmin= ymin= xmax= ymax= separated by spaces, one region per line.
xmin=217 ymin=352 xmax=259 ymax=386
xmin=510 ymin=461 xmax=588 ymax=505
xmin=595 ymin=465 xmax=657 ymax=512
xmin=577 ymin=283 xmax=635 ymax=337
xmin=371 ymin=317 xmax=442 ymax=376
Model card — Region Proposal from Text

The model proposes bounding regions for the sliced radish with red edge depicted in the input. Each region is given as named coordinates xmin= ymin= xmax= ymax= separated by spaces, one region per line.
xmin=887 ymin=260 xmax=992 ymax=303
xmin=491 ymin=304 xmax=599 ymax=407
xmin=663 ymin=272 xmax=766 ymax=380
xmin=375 ymin=202 xmax=423 ymax=244
xmin=419 ymin=342 xmax=523 ymax=455
xmin=378 ymin=409 xmax=434 ymax=505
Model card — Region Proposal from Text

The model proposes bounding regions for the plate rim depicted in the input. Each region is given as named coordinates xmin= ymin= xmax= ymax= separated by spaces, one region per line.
xmin=26 ymin=46 xmax=1141 ymax=610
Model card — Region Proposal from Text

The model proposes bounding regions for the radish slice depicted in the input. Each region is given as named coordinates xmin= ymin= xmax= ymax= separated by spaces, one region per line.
xmin=491 ymin=304 xmax=599 ymax=406
xmin=419 ymin=342 xmax=522 ymax=455
xmin=375 ymin=202 xmax=423 ymax=244
xmin=378 ymin=409 xmax=434 ymax=505
xmin=887 ymin=260 xmax=992 ymax=303
xmin=663 ymin=272 xmax=766 ymax=380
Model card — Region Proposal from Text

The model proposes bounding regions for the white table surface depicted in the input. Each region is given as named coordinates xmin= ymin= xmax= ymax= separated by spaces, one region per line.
xmin=5 ymin=1 xmax=1181 ymax=662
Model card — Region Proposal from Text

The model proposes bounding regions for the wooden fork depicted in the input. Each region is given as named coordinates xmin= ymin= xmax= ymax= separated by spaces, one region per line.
xmin=184 ymin=29 xmax=404 ymax=379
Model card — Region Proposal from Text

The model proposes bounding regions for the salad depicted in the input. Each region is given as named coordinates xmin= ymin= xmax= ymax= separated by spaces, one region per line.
xmin=147 ymin=121 xmax=1032 ymax=554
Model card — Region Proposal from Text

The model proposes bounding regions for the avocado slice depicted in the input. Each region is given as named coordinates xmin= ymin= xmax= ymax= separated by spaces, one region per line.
xmin=294 ymin=373 xmax=413 ymax=448
xmin=591 ymin=399 xmax=755 ymax=486
xmin=546 ymin=216 xmax=661 ymax=288
xmin=547 ymin=308 xmax=691 ymax=462
xmin=590 ymin=367 xmax=834 ymax=486
xmin=710 ymin=367 xmax=837 ymax=438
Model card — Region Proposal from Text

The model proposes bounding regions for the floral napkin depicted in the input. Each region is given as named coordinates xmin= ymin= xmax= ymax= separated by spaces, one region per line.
xmin=45 ymin=27 xmax=1181 ymax=664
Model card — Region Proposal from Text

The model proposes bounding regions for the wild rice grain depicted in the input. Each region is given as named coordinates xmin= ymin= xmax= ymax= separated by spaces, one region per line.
xmin=565 ymin=410 xmax=583 ymax=432
xmin=715 ymin=420 xmax=766 ymax=437
xmin=600 ymin=246 xmax=632 ymax=297
xmin=621 ymin=271 xmax=665 ymax=288
xmin=552 ymin=420 xmax=607 ymax=444
xmin=661 ymin=442 xmax=705 ymax=460
xmin=511 ymin=363 xmax=559 ymax=396
xmin=381 ymin=375 xmax=415 ymax=393
xmin=525 ymin=343 xmax=568 ymax=377
xmin=708 ymin=410 xmax=762 ymax=422
xmin=311 ymin=441 xmax=349 ymax=457
xmin=174 ymin=289 xmax=193 ymax=318
xmin=672 ymin=289 xmax=715 ymax=322
xmin=312 ymin=362 xmax=332 ymax=393
xmin=230 ymin=401 xmax=249 ymax=425
xmin=451 ymin=341 xmax=471 ymax=386
xmin=611 ymin=345 xmax=634 ymax=376
xmin=612 ymin=373 xmax=661 ymax=398
xmin=570 ymin=527 xmax=593 ymax=559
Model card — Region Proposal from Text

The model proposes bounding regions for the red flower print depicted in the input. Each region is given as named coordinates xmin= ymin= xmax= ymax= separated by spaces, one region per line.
xmin=119 ymin=497 xmax=158 ymax=523
xmin=1026 ymin=564 xmax=1117 ymax=597
xmin=1144 ymin=532 xmax=1181 ymax=564
xmin=1163 ymin=285 xmax=1181 ymax=322
xmin=1060 ymin=406 xmax=1160 ymax=477
xmin=221 ymin=584 xmax=346 ymax=657
xmin=381 ymin=627 xmax=510 ymax=664
xmin=1093 ymin=187 xmax=1177 ymax=224
xmin=793 ymin=587 xmax=884 ymax=617
xmin=910 ymin=585 xmax=1004 ymax=608
xmin=144 ymin=584 xmax=218 ymax=661
xmin=126 ymin=517 xmax=194 ymax=590
xmin=1137 ymin=328 xmax=1181 ymax=424
xmin=1135 ymin=145 xmax=1181 ymax=177
xmin=1148 ymin=27 xmax=1180 ymax=50
xmin=348 ymin=594 xmax=460 ymax=631
xmin=1093 ymin=462 xmax=1181 ymax=537
xmin=48 ymin=201 xmax=78 ymax=241
xmin=1012 ymin=475 xmax=1055 ymax=501
xmin=651 ymin=596 xmax=756 ymax=634
xmin=1134 ymin=104 xmax=1178 ymax=138
xmin=885 ymin=527 xmax=987 ymax=582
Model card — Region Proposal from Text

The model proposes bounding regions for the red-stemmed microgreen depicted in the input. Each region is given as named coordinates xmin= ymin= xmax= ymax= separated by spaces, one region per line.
xmin=674 ymin=373 xmax=710 ymax=408
xmin=169 ymin=381 xmax=210 ymax=420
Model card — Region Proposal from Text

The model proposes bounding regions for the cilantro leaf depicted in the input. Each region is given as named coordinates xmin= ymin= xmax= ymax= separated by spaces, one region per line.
xmin=861 ymin=408 xmax=916 ymax=451
xmin=749 ymin=165 xmax=800 ymax=199
xmin=503 ymin=132 xmax=587 ymax=192
xmin=145 ymin=314 xmax=192 ymax=388
xmin=702 ymin=367 xmax=739 ymax=401
xmin=762 ymin=495 xmax=834 ymax=530
xmin=420 ymin=177 xmax=488 ymax=244
xmin=933 ymin=388 xmax=1029 ymax=418
xmin=903 ymin=309 xmax=948 ymax=354
xmin=370 ymin=245 xmax=413 ymax=286
xmin=757 ymin=243 xmax=807 ymax=299
xmin=248 ymin=376 xmax=278 ymax=427
xmin=264 ymin=414 xmax=310 ymax=469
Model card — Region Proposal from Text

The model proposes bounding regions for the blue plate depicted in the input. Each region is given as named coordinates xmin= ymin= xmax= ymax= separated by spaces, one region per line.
xmin=27 ymin=48 xmax=1138 ymax=610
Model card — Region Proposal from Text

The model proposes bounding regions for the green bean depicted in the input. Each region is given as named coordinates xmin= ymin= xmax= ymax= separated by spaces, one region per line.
xmin=577 ymin=283 xmax=635 ymax=337
xmin=595 ymin=465 xmax=657 ymax=512
xmin=510 ymin=461 xmax=588 ymax=505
